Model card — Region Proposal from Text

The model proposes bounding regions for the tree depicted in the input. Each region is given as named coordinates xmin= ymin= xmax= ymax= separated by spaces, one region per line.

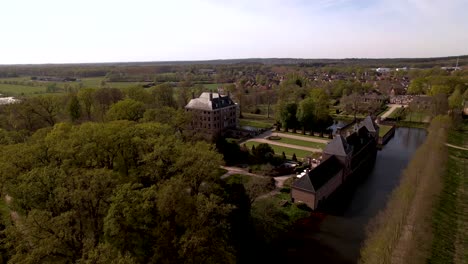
xmin=106 ymin=99 xmax=145 ymax=121
xmin=407 ymin=77 xmax=427 ymax=94
xmin=276 ymin=102 xmax=298 ymax=132
xmin=448 ymin=88 xmax=463 ymax=111
xmin=340 ymin=92 xmax=361 ymax=120
xmin=296 ymin=98 xmax=315 ymax=134
xmin=244 ymin=177 xmax=275 ymax=205
xmin=27 ymin=95 xmax=62 ymax=126
xmin=251 ymin=143 xmax=275 ymax=164
xmin=151 ymin=83 xmax=176 ymax=108
xmin=94 ymin=88 xmax=124 ymax=121
xmin=68 ymin=94 xmax=81 ymax=122
xmin=78 ymin=88 xmax=95 ymax=120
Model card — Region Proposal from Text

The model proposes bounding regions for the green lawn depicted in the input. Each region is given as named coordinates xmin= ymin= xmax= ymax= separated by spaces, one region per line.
xmin=404 ymin=111 xmax=430 ymax=123
xmin=269 ymin=136 xmax=326 ymax=149
xmin=243 ymin=141 xmax=317 ymax=160
xmin=278 ymin=131 xmax=331 ymax=141
xmin=378 ymin=124 xmax=393 ymax=137
xmin=239 ymin=119 xmax=274 ymax=129
xmin=225 ymin=174 xmax=251 ymax=185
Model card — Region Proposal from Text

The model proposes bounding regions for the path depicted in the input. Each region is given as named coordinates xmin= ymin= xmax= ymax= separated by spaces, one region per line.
xmin=220 ymin=166 xmax=294 ymax=189
xmin=381 ymin=104 xmax=404 ymax=120
xmin=220 ymin=166 xmax=263 ymax=179
xmin=246 ymin=138 xmax=323 ymax=153
xmin=445 ymin=143 xmax=468 ymax=151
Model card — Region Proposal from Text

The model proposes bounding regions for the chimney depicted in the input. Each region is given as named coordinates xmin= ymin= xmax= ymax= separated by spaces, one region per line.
xmin=191 ymin=92 xmax=195 ymax=99
xmin=209 ymin=91 xmax=213 ymax=101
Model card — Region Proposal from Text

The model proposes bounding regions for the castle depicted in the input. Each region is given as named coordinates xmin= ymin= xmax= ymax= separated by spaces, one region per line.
xmin=291 ymin=116 xmax=379 ymax=210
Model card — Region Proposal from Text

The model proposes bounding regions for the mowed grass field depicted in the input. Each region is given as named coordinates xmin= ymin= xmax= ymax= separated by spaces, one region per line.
xmin=239 ymin=112 xmax=275 ymax=129
xmin=243 ymin=141 xmax=315 ymax=160
xmin=270 ymin=137 xmax=326 ymax=149
xmin=279 ymin=131 xmax=331 ymax=141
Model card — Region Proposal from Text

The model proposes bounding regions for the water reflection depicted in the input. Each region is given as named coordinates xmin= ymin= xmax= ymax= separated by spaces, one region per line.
xmin=277 ymin=127 xmax=427 ymax=264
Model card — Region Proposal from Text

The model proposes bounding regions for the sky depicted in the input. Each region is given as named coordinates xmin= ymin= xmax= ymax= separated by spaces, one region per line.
xmin=1 ymin=0 xmax=467 ymax=64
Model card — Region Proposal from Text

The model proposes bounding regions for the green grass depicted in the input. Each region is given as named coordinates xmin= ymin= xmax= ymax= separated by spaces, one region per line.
xmin=243 ymin=141 xmax=318 ymax=159
xmin=378 ymin=124 xmax=393 ymax=137
xmin=429 ymin=129 xmax=467 ymax=263
xmin=278 ymin=131 xmax=331 ymax=141
xmin=377 ymin=106 xmax=389 ymax=117
xmin=269 ymin=136 xmax=326 ymax=149
xmin=0 ymin=83 xmax=46 ymax=95
xmin=239 ymin=119 xmax=274 ymax=129
xmin=404 ymin=111 xmax=430 ymax=123
xmin=225 ymin=174 xmax=251 ymax=185
xmin=268 ymin=192 xmax=311 ymax=221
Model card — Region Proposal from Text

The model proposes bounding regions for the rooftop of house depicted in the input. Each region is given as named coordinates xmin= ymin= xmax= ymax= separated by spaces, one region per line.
xmin=360 ymin=116 xmax=379 ymax=133
xmin=185 ymin=92 xmax=235 ymax=111
xmin=323 ymin=135 xmax=353 ymax=157
xmin=292 ymin=155 xmax=344 ymax=193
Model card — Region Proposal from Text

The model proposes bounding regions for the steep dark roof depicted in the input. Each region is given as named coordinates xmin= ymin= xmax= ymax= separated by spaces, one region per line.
xmin=292 ymin=156 xmax=343 ymax=193
xmin=323 ymin=135 xmax=352 ymax=157
xmin=346 ymin=126 xmax=373 ymax=153
xmin=185 ymin=92 xmax=235 ymax=110
xmin=360 ymin=116 xmax=378 ymax=133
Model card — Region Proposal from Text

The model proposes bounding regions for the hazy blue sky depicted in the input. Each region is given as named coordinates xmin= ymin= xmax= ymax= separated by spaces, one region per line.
xmin=1 ymin=0 xmax=467 ymax=64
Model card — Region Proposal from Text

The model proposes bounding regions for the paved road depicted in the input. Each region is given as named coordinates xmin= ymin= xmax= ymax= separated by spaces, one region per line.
xmin=446 ymin=143 xmax=468 ymax=151
xmin=381 ymin=104 xmax=404 ymax=120
xmin=246 ymin=138 xmax=323 ymax=152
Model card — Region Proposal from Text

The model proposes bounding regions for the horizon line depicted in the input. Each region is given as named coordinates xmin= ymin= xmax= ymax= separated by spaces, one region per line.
xmin=0 ymin=54 xmax=466 ymax=66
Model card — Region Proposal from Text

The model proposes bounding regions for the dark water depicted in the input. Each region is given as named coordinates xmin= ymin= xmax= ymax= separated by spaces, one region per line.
xmin=278 ymin=127 xmax=427 ymax=264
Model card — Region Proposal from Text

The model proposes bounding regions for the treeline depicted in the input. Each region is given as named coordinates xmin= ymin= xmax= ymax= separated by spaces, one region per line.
xmin=360 ymin=116 xmax=451 ymax=264
xmin=0 ymin=107 xmax=292 ymax=262
xmin=0 ymin=83 xmax=201 ymax=134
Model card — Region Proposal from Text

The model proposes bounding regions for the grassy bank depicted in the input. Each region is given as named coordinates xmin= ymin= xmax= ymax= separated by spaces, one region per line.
xmin=428 ymin=127 xmax=467 ymax=264
xmin=360 ymin=116 xmax=451 ymax=264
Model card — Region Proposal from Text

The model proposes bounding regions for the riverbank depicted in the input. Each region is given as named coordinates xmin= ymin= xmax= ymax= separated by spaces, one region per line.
xmin=359 ymin=116 xmax=459 ymax=264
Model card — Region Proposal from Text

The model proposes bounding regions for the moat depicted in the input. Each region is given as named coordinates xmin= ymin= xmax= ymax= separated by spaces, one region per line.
xmin=277 ymin=127 xmax=427 ymax=264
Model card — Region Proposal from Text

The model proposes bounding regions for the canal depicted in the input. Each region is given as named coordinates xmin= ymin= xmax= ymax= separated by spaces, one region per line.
xmin=276 ymin=127 xmax=427 ymax=264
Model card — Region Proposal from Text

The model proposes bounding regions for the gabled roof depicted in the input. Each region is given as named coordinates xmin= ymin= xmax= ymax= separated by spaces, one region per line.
xmin=360 ymin=116 xmax=379 ymax=133
xmin=324 ymin=135 xmax=352 ymax=157
xmin=185 ymin=92 xmax=235 ymax=111
xmin=292 ymin=156 xmax=344 ymax=193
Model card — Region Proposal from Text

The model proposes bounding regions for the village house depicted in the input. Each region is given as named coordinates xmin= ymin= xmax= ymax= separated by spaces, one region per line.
xmin=185 ymin=91 xmax=238 ymax=138
xmin=291 ymin=117 xmax=378 ymax=210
